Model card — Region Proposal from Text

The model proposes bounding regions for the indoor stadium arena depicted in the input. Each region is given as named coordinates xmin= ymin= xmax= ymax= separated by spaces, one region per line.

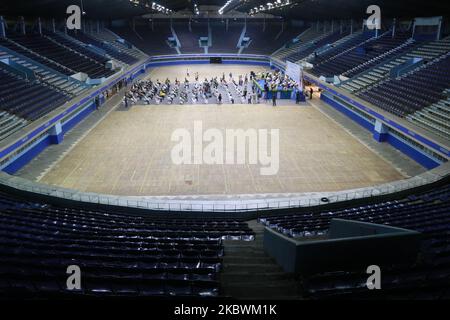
xmin=0 ymin=0 xmax=449 ymax=308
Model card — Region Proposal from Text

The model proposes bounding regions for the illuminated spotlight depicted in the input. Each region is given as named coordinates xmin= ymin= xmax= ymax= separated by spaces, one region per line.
xmin=151 ymin=1 xmax=173 ymax=14
xmin=128 ymin=1 xmax=173 ymax=14
xmin=194 ymin=3 xmax=200 ymax=15
xmin=218 ymin=0 xmax=239 ymax=15
xmin=248 ymin=0 xmax=292 ymax=15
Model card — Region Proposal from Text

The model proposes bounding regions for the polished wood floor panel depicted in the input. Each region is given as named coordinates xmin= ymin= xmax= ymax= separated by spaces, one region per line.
xmin=40 ymin=65 xmax=404 ymax=196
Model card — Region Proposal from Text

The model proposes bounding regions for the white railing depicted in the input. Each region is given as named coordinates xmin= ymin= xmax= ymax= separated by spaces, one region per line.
xmin=1 ymin=163 xmax=448 ymax=213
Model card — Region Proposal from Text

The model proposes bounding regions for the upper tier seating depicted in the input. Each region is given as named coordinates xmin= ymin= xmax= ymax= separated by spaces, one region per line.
xmin=0 ymin=64 xmax=69 ymax=121
xmin=0 ymin=44 xmax=87 ymax=97
xmin=341 ymin=36 xmax=450 ymax=94
xmin=65 ymin=31 xmax=139 ymax=65
xmin=358 ymin=53 xmax=450 ymax=118
xmin=308 ymin=31 xmax=372 ymax=66
xmin=243 ymin=22 xmax=306 ymax=55
xmin=44 ymin=31 xmax=110 ymax=64
xmin=285 ymin=30 xmax=351 ymax=63
xmin=86 ymin=29 xmax=147 ymax=60
xmin=243 ymin=23 xmax=307 ymax=55
xmin=111 ymin=24 xmax=176 ymax=56
xmin=7 ymin=33 xmax=116 ymax=78
xmin=209 ymin=22 xmax=242 ymax=54
xmin=271 ymin=28 xmax=329 ymax=61
xmin=0 ymin=37 xmax=75 ymax=76
xmin=173 ymin=21 xmax=207 ymax=54
xmin=0 ymin=189 xmax=254 ymax=298
xmin=310 ymin=31 xmax=413 ymax=78
xmin=260 ymin=179 xmax=450 ymax=299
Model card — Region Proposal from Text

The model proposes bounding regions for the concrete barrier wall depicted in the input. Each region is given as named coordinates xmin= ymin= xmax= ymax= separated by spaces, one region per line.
xmin=264 ymin=219 xmax=422 ymax=275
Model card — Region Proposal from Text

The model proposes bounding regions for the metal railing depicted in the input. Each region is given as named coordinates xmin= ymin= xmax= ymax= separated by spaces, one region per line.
xmin=0 ymin=169 xmax=446 ymax=213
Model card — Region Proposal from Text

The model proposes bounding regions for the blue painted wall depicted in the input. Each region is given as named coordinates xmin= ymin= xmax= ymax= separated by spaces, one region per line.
xmin=320 ymin=92 xmax=441 ymax=169
xmin=3 ymin=136 xmax=51 ymax=174
xmin=2 ymin=101 xmax=97 ymax=174
xmin=147 ymin=60 xmax=270 ymax=68
xmin=386 ymin=134 xmax=440 ymax=169
xmin=321 ymin=94 xmax=374 ymax=131
xmin=62 ymin=102 xmax=96 ymax=134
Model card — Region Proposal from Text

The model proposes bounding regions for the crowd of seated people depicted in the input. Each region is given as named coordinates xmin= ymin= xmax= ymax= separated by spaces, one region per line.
xmin=0 ymin=187 xmax=254 ymax=298
xmin=123 ymin=71 xmax=261 ymax=106
xmin=259 ymin=178 xmax=450 ymax=299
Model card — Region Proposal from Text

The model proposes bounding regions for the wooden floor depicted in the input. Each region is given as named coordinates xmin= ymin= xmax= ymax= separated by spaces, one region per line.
xmin=39 ymin=65 xmax=405 ymax=196
xmin=144 ymin=64 xmax=269 ymax=82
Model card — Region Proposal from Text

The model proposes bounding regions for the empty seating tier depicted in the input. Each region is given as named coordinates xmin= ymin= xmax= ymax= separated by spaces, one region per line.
xmin=260 ymin=179 xmax=450 ymax=299
xmin=285 ymin=31 xmax=351 ymax=63
xmin=358 ymin=53 xmax=450 ymax=117
xmin=311 ymin=31 xmax=412 ymax=78
xmin=243 ymin=23 xmax=307 ymax=55
xmin=271 ymin=28 xmax=322 ymax=60
xmin=0 ymin=189 xmax=255 ymax=298
xmin=0 ymin=64 xmax=69 ymax=121
xmin=66 ymin=31 xmax=139 ymax=65
xmin=209 ymin=22 xmax=242 ymax=54
xmin=91 ymin=29 xmax=147 ymax=60
xmin=174 ymin=22 xmax=207 ymax=54
xmin=111 ymin=25 xmax=176 ymax=56
xmin=7 ymin=33 xmax=116 ymax=79
xmin=308 ymin=32 xmax=370 ymax=66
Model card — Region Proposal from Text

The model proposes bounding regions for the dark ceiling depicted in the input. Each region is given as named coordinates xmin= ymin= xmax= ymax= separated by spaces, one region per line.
xmin=0 ymin=0 xmax=449 ymax=20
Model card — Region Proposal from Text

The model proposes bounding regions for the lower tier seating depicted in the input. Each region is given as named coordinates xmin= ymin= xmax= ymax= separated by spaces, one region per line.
xmin=0 ymin=189 xmax=254 ymax=298
xmin=259 ymin=178 xmax=450 ymax=299
xmin=407 ymin=96 xmax=450 ymax=140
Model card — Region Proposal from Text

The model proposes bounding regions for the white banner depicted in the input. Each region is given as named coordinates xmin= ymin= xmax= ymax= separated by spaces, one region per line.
xmin=285 ymin=61 xmax=303 ymax=92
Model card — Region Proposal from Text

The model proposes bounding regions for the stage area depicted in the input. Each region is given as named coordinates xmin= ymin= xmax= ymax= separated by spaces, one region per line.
xmin=39 ymin=65 xmax=405 ymax=196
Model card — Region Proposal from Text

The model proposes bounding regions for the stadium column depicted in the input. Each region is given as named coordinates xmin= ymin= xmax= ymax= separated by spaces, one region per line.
xmin=373 ymin=120 xmax=388 ymax=142
xmin=37 ymin=17 xmax=42 ymax=35
xmin=18 ymin=16 xmax=26 ymax=35
xmin=49 ymin=122 xmax=64 ymax=144
xmin=0 ymin=16 xmax=5 ymax=38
